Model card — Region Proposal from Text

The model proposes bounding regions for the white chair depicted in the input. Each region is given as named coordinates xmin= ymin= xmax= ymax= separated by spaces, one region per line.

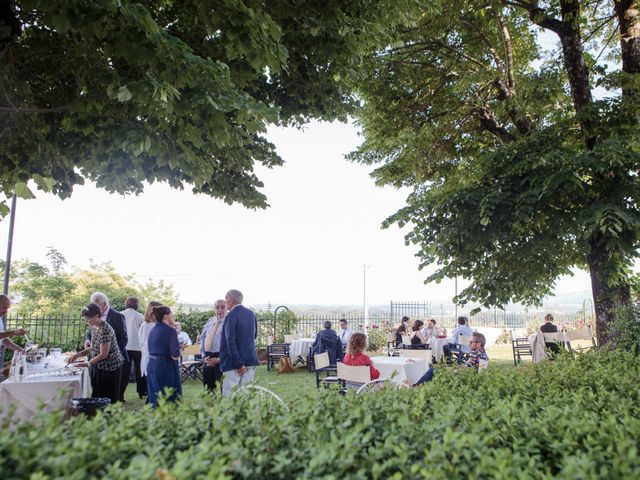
xmin=567 ymin=326 xmax=596 ymax=351
xmin=399 ymin=349 xmax=432 ymax=365
xmin=314 ymin=352 xmax=339 ymax=388
xmin=283 ymin=334 xmax=298 ymax=344
xmin=401 ymin=334 xmax=412 ymax=349
xmin=337 ymin=362 xmax=370 ymax=392
xmin=478 ymin=358 xmax=489 ymax=372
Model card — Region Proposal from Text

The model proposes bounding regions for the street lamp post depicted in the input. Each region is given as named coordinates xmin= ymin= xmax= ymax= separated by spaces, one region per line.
xmin=363 ymin=264 xmax=369 ymax=334
xmin=3 ymin=195 xmax=17 ymax=295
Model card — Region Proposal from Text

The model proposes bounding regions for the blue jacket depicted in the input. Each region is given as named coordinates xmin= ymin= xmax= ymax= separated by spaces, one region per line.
xmin=219 ymin=305 xmax=259 ymax=372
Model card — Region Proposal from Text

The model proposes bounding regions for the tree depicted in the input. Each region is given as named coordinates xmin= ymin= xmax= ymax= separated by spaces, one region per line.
xmin=0 ymin=250 xmax=179 ymax=314
xmin=349 ymin=0 xmax=640 ymax=344
xmin=0 ymin=0 xmax=409 ymax=216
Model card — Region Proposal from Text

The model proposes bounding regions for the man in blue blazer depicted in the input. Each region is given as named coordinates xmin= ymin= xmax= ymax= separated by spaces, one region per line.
xmin=220 ymin=289 xmax=259 ymax=396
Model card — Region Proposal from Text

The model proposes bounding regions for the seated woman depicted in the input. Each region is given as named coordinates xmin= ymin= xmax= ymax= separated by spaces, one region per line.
xmin=395 ymin=316 xmax=410 ymax=347
xmin=147 ymin=305 xmax=182 ymax=408
xmin=69 ymin=303 xmax=124 ymax=404
xmin=342 ymin=333 xmax=380 ymax=382
xmin=409 ymin=320 xmax=428 ymax=349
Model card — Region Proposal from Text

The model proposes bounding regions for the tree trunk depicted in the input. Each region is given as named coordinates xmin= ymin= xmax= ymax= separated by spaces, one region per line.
xmin=615 ymin=0 xmax=640 ymax=94
xmin=587 ymin=234 xmax=632 ymax=345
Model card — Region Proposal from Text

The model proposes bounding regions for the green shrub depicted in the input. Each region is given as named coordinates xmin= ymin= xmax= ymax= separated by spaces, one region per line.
xmin=366 ymin=327 xmax=386 ymax=352
xmin=1 ymin=351 xmax=639 ymax=478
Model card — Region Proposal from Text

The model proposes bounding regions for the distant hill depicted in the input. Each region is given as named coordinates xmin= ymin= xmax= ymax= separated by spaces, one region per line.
xmin=178 ymin=290 xmax=594 ymax=316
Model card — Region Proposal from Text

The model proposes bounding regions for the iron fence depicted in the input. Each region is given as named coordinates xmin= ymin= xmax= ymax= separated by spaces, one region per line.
xmin=3 ymin=314 xmax=86 ymax=351
xmin=390 ymin=300 xmax=595 ymax=329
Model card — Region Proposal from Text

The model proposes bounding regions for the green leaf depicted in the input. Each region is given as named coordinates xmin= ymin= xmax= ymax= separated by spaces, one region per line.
xmin=117 ymin=86 xmax=133 ymax=102
xmin=32 ymin=174 xmax=54 ymax=192
xmin=14 ymin=182 xmax=36 ymax=199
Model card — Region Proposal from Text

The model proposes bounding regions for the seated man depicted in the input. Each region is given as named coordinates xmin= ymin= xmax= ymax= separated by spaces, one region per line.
xmin=312 ymin=321 xmax=343 ymax=365
xmin=443 ymin=316 xmax=474 ymax=363
xmin=338 ymin=318 xmax=353 ymax=347
xmin=414 ymin=332 xmax=488 ymax=386
xmin=174 ymin=322 xmax=192 ymax=346
xmin=540 ymin=313 xmax=560 ymax=354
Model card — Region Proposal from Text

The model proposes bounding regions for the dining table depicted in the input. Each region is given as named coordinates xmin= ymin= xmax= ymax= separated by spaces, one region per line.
xmin=370 ymin=356 xmax=428 ymax=385
xmin=0 ymin=366 xmax=90 ymax=423
xmin=288 ymin=338 xmax=315 ymax=365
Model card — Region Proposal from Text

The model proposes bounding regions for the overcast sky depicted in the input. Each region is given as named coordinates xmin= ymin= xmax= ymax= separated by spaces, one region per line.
xmin=0 ymin=120 xmax=594 ymax=307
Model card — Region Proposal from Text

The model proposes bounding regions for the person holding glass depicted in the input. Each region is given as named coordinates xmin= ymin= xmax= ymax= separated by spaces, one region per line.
xmin=68 ymin=303 xmax=124 ymax=404
xmin=146 ymin=305 xmax=182 ymax=407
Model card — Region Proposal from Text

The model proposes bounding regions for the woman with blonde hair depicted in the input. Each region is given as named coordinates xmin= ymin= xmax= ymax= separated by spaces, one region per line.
xmin=138 ymin=300 xmax=161 ymax=399
xmin=342 ymin=333 xmax=380 ymax=380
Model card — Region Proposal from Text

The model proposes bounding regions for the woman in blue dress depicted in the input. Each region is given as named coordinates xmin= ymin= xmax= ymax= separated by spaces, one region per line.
xmin=146 ymin=305 xmax=182 ymax=407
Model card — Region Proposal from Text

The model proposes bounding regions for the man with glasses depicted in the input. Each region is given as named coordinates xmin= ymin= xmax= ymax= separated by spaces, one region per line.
xmin=200 ymin=299 xmax=226 ymax=392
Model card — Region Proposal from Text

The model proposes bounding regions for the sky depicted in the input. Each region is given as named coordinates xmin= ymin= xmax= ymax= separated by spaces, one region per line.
xmin=0 ymin=120 xmax=594 ymax=307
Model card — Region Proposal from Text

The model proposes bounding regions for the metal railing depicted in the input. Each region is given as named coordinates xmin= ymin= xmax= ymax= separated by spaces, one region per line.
xmin=3 ymin=314 xmax=86 ymax=351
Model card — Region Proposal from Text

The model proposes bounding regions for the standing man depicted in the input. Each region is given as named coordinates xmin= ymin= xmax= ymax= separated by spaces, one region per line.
xmin=86 ymin=292 xmax=128 ymax=401
xmin=338 ymin=318 xmax=353 ymax=347
xmin=0 ymin=294 xmax=26 ymax=381
xmin=121 ymin=297 xmax=145 ymax=399
xmin=219 ymin=289 xmax=258 ymax=397
xmin=200 ymin=299 xmax=226 ymax=392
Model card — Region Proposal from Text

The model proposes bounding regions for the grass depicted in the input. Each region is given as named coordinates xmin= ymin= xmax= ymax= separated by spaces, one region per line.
xmin=123 ymin=342 xmax=523 ymax=409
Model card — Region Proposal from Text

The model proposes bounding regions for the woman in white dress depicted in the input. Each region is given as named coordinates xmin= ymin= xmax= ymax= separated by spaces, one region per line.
xmin=138 ymin=300 xmax=161 ymax=398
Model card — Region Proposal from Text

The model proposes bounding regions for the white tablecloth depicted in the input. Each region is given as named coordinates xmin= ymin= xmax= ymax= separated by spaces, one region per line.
xmin=289 ymin=338 xmax=315 ymax=359
xmin=430 ymin=337 xmax=447 ymax=362
xmin=370 ymin=356 xmax=428 ymax=385
xmin=0 ymin=368 xmax=90 ymax=422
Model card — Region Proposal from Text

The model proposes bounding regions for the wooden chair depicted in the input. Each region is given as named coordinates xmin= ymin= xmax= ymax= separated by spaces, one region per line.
xmin=337 ymin=362 xmax=370 ymax=393
xmin=266 ymin=343 xmax=290 ymax=371
xmin=180 ymin=344 xmax=203 ymax=382
xmin=314 ymin=352 xmax=339 ymax=388
xmin=399 ymin=349 xmax=432 ymax=365
xmin=510 ymin=329 xmax=533 ymax=366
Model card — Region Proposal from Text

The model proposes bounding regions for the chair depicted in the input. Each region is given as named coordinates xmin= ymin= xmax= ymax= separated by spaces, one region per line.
xmin=510 ymin=330 xmax=533 ymax=366
xmin=314 ymin=352 xmax=339 ymax=388
xmin=401 ymin=335 xmax=412 ymax=349
xmin=478 ymin=358 xmax=489 ymax=372
xmin=449 ymin=334 xmax=472 ymax=364
xmin=180 ymin=344 xmax=203 ymax=382
xmin=283 ymin=335 xmax=298 ymax=344
xmin=399 ymin=349 xmax=432 ymax=365
xmin=567 ymin=326 xmax=596 ymax=352
xmin=266 ymin=343 xmax=290 ymax=371
xmin=337 ymin=362 xmax=370 ymax=393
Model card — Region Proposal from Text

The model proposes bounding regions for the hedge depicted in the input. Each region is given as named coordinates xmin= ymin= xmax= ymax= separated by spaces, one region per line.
xmin=1 ymin=350 xmax=639 ymax=479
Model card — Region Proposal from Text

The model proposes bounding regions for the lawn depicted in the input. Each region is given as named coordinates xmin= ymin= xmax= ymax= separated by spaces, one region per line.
xmin=123 ymin=342 xmax=522 ymax=409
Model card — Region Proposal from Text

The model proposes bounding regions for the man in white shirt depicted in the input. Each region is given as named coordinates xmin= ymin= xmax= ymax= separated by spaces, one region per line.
xmin=200 ymin=299 xmax=226 ymax=392
xmin=121 ymin=297 xmax=145 ymax=399
xmin=338 ymin=318 xmax=353 ymax=347
xmin=444 ymin=316 xmax=475 ymax=364
xmin=0 ymin=294 xmax=27 ymax=382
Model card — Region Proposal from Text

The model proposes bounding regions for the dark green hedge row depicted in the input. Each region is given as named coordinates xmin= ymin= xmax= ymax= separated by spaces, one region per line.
xmin=1 ymin=351 xmax=639 ymax=479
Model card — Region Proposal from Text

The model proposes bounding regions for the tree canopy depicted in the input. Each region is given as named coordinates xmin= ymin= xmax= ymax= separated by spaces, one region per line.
xmin=349 ymin=0 xmax=640 ymax=342
xmin=0 ymin=0 xmax=407 ymax=215
xmin=0 ymin=248 xmax=178 ymax=315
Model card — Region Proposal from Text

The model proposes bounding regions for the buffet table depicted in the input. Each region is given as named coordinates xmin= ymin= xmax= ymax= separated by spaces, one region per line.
xmin=0 ymin=367 xmax=90 ymax=422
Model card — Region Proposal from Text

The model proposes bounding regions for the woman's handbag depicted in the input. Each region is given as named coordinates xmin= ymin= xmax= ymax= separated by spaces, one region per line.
xmin=277 ymin=357 xmax=295 ymax=374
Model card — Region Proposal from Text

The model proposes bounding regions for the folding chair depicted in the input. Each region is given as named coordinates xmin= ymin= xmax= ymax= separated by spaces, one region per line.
xmin=337 ymin=362 xmax=370 ymax=393
xmin=386 ymin=332 xmax=399 ymax=356
xmin=449 ymin=334 xmax=471 ymax=364
xmin=180 ymin=344 xmax=203 ymax=382
xmin=399 ymin=349 xmax=432 ymax=365
xmin=510 ymin=329 xmax=533 ymax=366
xmin=266 ymin=343 xmax=290 ymax=371
xmin=567 ymin=326 xmax=596 ymax=353
xmin=314 ymin=352 xmax=339 ymax=388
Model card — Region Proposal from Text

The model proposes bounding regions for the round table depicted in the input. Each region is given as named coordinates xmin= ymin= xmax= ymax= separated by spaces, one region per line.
xmin=369 ymin=356 xmax=428 ymax=385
